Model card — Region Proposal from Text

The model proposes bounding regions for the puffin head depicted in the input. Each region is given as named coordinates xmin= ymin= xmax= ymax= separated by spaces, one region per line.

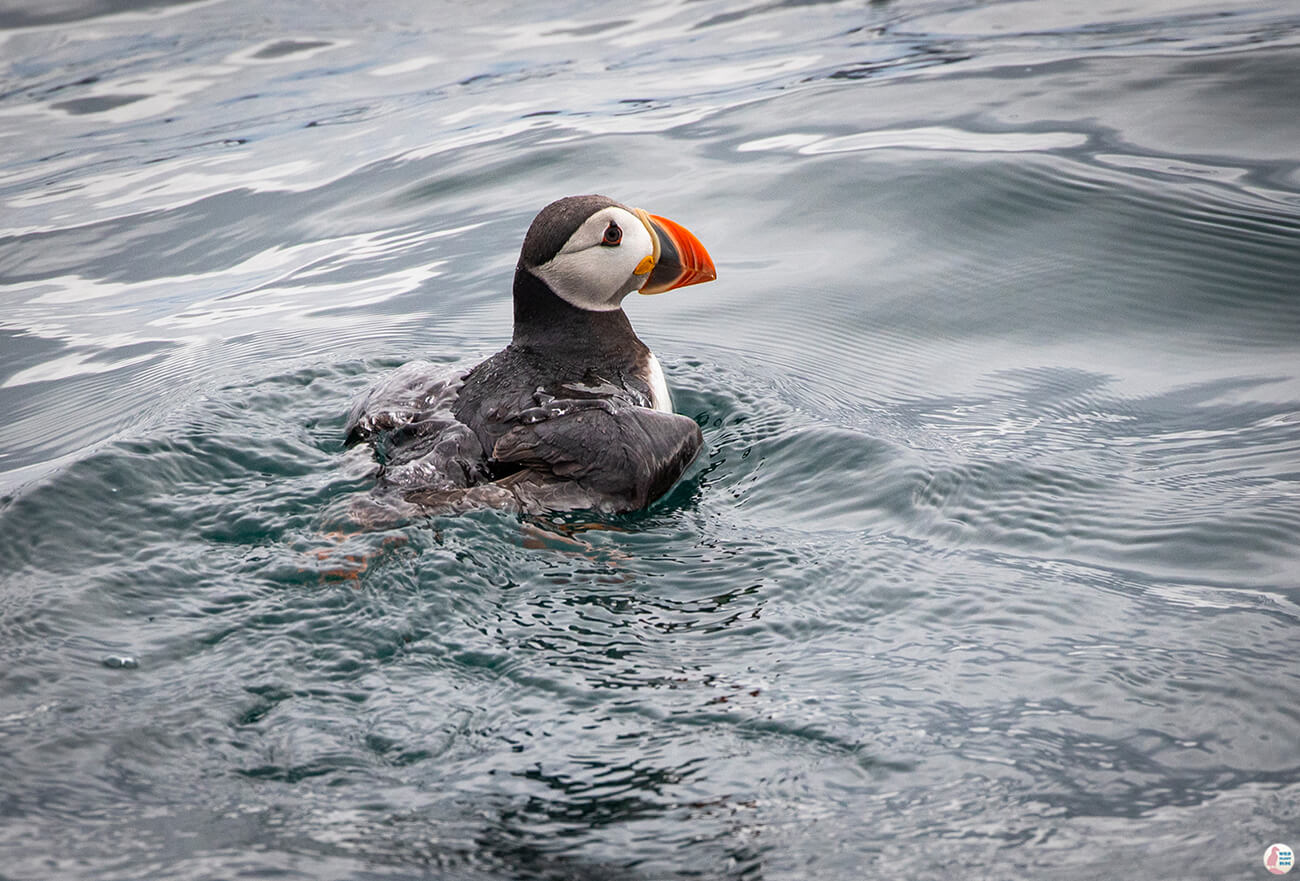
xmin=517 ymin=194 xmax=716 ymax=312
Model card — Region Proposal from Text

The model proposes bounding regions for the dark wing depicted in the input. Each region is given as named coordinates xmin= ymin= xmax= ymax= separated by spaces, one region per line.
xmin=490 ymin=399 xmax=703 ymax=513
xmin=345 ymin=361 xmax=489 ymax=493
xmin=344 ymin=361 xmax=467 ymax=446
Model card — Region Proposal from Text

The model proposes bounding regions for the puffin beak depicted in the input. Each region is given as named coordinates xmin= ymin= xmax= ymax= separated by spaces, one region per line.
xmin=634 ymin=209 xmax=717 ymax=295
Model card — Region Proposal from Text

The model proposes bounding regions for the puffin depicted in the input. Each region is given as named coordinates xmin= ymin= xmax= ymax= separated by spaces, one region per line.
xmin=344 ymin=194 xmax=717 ymax=516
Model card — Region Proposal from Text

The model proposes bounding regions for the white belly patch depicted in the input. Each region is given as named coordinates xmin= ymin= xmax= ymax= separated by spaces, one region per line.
xmin=644 ymin=353 xmax=672 ymax=413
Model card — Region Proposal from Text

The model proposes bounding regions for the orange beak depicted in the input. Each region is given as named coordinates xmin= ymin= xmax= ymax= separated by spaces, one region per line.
xmin=635 ymin=210 xmax=717 ymax=295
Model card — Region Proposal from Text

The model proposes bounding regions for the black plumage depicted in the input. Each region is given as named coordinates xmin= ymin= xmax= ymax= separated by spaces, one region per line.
xmin=345 ymin=195 xmax=709 ymax=516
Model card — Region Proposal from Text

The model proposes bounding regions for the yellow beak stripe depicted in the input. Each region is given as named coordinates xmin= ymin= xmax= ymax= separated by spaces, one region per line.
xmin=632 ymin=207 xmax=660 ymax=276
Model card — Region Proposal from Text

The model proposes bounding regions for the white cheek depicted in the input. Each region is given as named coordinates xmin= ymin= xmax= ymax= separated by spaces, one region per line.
xmin=533 ymin=249 xmax=630 ymax=311
xmin=620 ymin=218 xmax=655 ymax=274
xmin=532 ymin=210 xmax=655 ymax=312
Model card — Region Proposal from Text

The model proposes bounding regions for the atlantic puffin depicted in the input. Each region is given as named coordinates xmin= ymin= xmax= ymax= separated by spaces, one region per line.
xmin=345 ymin=194 xmax=717 ymax=516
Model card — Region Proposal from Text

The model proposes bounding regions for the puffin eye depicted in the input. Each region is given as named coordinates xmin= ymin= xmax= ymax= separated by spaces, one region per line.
xmin=601 ymin=221 xmax=622 ymax=246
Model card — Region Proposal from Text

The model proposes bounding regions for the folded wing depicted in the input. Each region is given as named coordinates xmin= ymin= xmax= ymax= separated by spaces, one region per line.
xmin=490 ymin=399 xmax=703 ymax=512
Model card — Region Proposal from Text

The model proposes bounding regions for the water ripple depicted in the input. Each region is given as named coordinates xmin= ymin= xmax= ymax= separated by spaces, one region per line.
xmin=2 ymin=1 xmax=1299 ymax=879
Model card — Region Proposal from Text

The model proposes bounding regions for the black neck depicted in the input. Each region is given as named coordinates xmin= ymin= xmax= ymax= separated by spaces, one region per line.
xmin=511 ymin=268 xmax=644 ymax=356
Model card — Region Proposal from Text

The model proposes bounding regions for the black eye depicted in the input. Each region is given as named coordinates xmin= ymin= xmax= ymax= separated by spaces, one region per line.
xmin=601 ymin=222 xmax=622 ymax=246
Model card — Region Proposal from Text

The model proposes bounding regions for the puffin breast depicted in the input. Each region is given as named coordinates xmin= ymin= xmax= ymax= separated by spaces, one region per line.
xmin=642 ymin=352 xmax=672 ymax=414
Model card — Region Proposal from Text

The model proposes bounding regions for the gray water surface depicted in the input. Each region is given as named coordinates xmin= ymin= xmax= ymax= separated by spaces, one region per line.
xmin=1 ymin=1 xmax=1299 ymax=879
